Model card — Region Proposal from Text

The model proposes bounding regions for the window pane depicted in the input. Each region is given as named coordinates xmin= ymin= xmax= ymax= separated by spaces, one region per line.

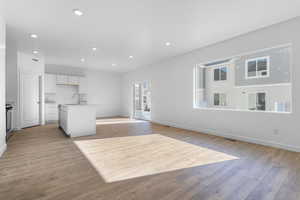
xmin=214 ymin=93 xmax=220 ymax=105
xmin=257 ymin=58 xmax=267 ymax=71
xmin=257 ymin=93 xmax=266 ymax=111
xmin=247 ymin=61 xmax=256 ymax=77
xmin=214 ymin=69 xmax=220 ymax=81
xmin=220 ymin=67 xmax=227 ymax=80
xmin=134 ymin=84 xmax=142 ymax=110
xmin=220 ymin=94 xmax=226 ymax=106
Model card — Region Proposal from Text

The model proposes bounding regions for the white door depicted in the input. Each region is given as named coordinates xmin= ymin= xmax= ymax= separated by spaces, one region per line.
xmin=21 ymin=73 xmax=40 ymax=128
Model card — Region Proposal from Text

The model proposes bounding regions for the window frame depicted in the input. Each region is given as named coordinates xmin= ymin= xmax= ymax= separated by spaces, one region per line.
xmin=193 ymin=43 xmax=292 ymax=114
xmin=245 ymin=56 xmax=270 ymax=79
xmin=213 ymin=65 xmax=228 ymax=82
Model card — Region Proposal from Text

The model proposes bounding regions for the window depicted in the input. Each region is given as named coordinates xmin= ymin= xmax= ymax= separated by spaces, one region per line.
xmin=214 ymin=93 xmax=227 ymax=106
xmin=248 ymin=92 xmax=266 ymax=111
xmin=214 ymin=66 xmax=227 ymax=81
xmin=134 ymin=84 xmax=142 ymax=110
xmin=246 ymin=57 xmax=269 ymax=79
xmin=193 ymin=45 xmax=291 ymax=113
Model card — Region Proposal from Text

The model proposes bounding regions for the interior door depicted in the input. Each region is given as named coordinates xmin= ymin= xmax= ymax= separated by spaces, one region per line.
xmin=21 ymin=73 xmax=40 ymax=128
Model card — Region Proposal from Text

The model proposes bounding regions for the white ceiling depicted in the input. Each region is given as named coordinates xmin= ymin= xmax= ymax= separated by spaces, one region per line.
xmin=2 ymin=0 xmax=300 ymax=72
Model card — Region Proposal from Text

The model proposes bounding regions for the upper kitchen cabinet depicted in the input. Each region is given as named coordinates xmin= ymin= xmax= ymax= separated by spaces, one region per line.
xmin=79 ymin=77 xmax=88 ymax=94
xmin=56 ymin=75 xmax=68 ymax=85
xmin=45 ymin=74 xmax=57 ymax=93
xmin=56 ymin=74 xmax=80 ymax=85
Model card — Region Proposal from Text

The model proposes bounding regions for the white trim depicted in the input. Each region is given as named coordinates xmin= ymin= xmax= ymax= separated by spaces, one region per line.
xmin=0 ymin=144 xmax=7 ymax=157
xmin=205 ymin=61 xmax=232 ymax=68
xmin=193 ymin=107 xmax=291 ymax=114
xmin=245 ymin=56 xmax=270 ymax=79
xmin=151 ymin=120 xmax=300 ymax=152
xmin=193 ymin=66 xmax=197 ymax=108
xmin=234 ymin=82 xmax=291 ymax=88
xmin=195 ymin=88 xmax=205 ymax=91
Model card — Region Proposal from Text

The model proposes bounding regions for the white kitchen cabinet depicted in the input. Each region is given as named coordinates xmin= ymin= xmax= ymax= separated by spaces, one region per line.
xmin=79 ymin=77 xmax=88 ymax=93
xmin=59 ymin=105 xmax=96 ymax=137
xmin=56 ymin=75 xmax=80 ymax=85
xmin=56 ymin=75 xmax=68 ymax=85
xmin=45 ymin=74 xmax=56 ymax=93
xmin=68 ymin=76 xmax=80 ymax=85
xmin=45 ymin=104 xmax=58 ymax=121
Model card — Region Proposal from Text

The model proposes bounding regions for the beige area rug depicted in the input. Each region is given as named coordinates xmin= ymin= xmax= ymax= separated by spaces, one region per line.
xmin=74 ymin=134 xmax=238 ymax=183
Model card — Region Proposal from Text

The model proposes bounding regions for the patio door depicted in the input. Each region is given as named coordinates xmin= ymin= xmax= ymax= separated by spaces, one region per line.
xmin=133 ymin=81 xmax=151 ymax=120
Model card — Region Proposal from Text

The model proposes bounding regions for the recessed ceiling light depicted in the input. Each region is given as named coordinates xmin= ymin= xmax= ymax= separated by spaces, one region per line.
xmin=92 ymin=47 xmax=97 ymax=51
xmin=32 ymin=50 xmax=39 ymax=54
xmin=30 ymin=34 xmax=38 ymax=39
xmin=112 ymin=63 xmax=117 ymax=66
xmin=73 ymin=9 xmax=83 ymax=16
xmin=165 ymin=42 xmax=171 ymax=46
xmin=129 ymin=56 xmax=133 ymax=59
xmin=80 ymin=58 xmax=85 ymax=62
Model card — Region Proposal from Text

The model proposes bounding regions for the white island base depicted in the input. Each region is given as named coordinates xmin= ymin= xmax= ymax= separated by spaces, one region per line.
xmin=59 ymin=105 xmax=96 ymax=137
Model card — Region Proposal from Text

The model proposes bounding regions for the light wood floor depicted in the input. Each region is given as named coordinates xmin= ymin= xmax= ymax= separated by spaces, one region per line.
xmin=1 ymin=118 xmax=300 ymax=200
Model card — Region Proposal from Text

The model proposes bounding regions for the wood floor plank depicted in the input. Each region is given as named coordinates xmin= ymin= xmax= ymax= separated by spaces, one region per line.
xmin=0 ymin=118 xmax=299 ymax=200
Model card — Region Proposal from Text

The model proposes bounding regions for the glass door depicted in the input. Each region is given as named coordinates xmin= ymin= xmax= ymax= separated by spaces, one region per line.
xmin=133 ymin=81 xmax=151 ymax=120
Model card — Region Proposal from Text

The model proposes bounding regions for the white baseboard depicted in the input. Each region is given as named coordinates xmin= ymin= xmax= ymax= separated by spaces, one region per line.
xmin=119 ymin=115 xmax=130 ymax=118
xmin=0 ymin=143 xmax=7 ymax=157
xmin=152 ymin=120 xmax=300 ymax=153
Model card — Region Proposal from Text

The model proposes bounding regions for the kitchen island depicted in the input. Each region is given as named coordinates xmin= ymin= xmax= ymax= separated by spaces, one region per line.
xmin=59 ymin=104 xmax=96 ymax=137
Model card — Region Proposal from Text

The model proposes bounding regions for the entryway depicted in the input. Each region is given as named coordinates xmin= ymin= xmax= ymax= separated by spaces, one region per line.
xmin=133 ymin=81 xmax=151 ymax=120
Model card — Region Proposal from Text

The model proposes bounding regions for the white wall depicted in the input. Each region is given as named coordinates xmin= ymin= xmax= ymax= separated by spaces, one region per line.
xmin=45 ymin=65 xmax=122 ymax=118
xmin=122 ymin=17 xmax=300 ymax=152
xmin=56 ymin=85 xmax=79 ymax=105
xmin=5 ymin=37 xmax=17 ymax=129
xmin=45 ymin=64 xmax=85 ymax=76
xmin=0 ymin=17 xmax=6 ymax=156
xmin=85 ymin=70 xmax=121 ymax=117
